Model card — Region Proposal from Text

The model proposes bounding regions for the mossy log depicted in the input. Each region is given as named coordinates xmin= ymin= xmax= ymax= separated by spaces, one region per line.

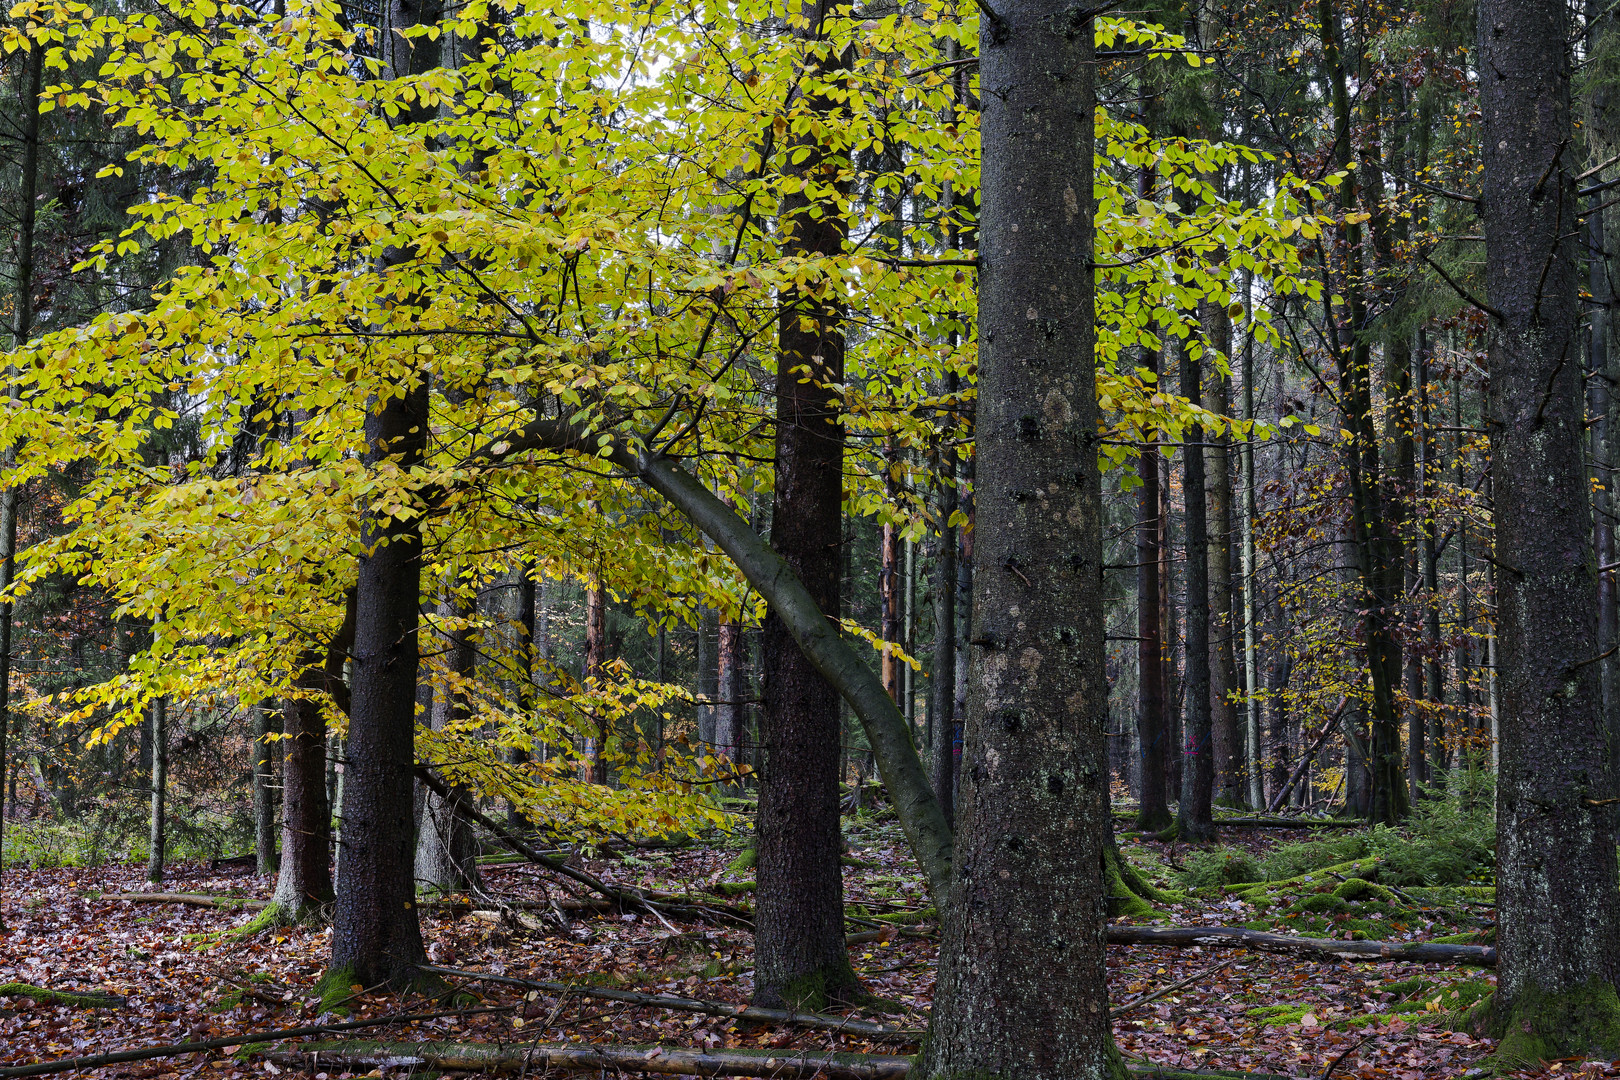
xmin=1105 ymin=925 xmax=1495 ymax=966
xmin=0 ymin=983 xmax=124 ymax=1009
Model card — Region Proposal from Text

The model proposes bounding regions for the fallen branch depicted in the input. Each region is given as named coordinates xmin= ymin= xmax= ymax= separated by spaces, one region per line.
xmin=1209 ymin=817 xmax=1365 ymax=829
xmin=272 ymin=1041 xmax=911 ymax=1080
xmin=417 ymin=964 xmax=920 ymax=1040
xmin=0 ymin=983 xmax=125 ymax=1009
xmin=0 ymin=1005 xmax=516 ymax=1078
xmin=1106 ymin=925 xmax=1495 ymax=966
xmin=1110 ymin=959 xmax=1236 ymax=1018
xmin=268 ymin=1040 xmax=1294 ymax=1080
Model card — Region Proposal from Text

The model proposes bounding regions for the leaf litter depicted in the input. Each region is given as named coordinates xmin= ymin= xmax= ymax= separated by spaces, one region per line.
xmin=0 ymin=822 xmax=1586 ymax=1079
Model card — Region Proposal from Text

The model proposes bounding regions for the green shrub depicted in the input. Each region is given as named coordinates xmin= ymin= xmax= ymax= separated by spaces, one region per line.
xmin=1260 ymin=835 xmax=1369 ymax=881
xmin=1178 ymin=847 xmax=1262 ymax=889
xmin=1366 ymin=768 xmax=1495 ymax=886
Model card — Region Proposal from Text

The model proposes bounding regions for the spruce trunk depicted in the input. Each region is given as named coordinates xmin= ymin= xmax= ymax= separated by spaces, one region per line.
xmin=1477 ymin=0 xmax=1620 ymax=1060
xmin=922 ymin=0 xmax=1122 ymax=1073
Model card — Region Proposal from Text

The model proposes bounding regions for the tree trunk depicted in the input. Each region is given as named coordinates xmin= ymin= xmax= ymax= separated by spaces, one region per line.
xmin=253 ymin=702 xmax=280 ymax=876
xmin=417 ymin=594 xmax=483 ymax=896
xmin=584 ymin=573 xmax=608 ymax=783
xmin=1136 ymin=346 xmax=1170 ymax=832
xmin=147 ymin=696 xmax=167 ymax=884
xmin=1477 ymin=0 xmax=1620 ymax=1057
xmin=1175 ymin=339 xmax=1215 ymax=842
xmin=272 ymin=659 xmax=335 ymax=917
xmin=752 ymin=0 xmax=860 ymax=1012
xmin=716 ymin=614 xmax=744 ymax=765
xmin=0 ymin=39 xmax=41 ymax=929
xmin=921 ymin=1 xmax=1122 ymax=1074
xmin=1159 ymin=467 xmax=1181 ymax=799
xmin=1317 ymin=0 xmax=1406 ymax=825
xmin=1239 ymin=275 xmax=1264 ymax=810
xmin=930 ymin=431 xmax=957 ymax=829
xmin=1204 ymin=306 xmax=1241 ymax=808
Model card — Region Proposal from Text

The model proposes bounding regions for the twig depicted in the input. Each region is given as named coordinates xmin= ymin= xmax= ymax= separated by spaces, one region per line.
xmin=1420 ymin=253 xmax=1504 ymax=321
xmin=1320 ymin=1033 xmax=1377 ymax=1080
xmin=1110 ymin=958 xmax=1237 ymax=1019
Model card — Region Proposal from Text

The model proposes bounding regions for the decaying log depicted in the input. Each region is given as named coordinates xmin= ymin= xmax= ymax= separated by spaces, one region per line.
xmin=100 ymin=892 xmax=268 ymax=910
xmin=1106 ymin=925 xmax=1495 ymax=966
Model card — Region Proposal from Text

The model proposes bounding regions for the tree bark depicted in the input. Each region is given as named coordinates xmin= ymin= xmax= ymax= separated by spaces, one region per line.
xmin=416 ymin=594 xmax=483 ymax=896
xmin=1476 ymin=0 xmax=1620 ymax=1057
xmin=1176 ymin=339 xmax=1215 ymax=842
xmin=272 ymin=664 xmax=335 ymax=916
xmin=930 ymin=422 xmax=957 ymax=829
xmin=1136 ymin=348 xmax=1170 ymax=832
xmin=253 ymin=702 xmax=280 ymax=876
xmin=147 ymin=696 xmax=167 ymax=884
xmin=1204 ymin=305 xmax=1241 ymax=808
xmin=751 ymin=0 xmax=860 ymax=1012
xmin=0 ymin=38 xmax=41 ymax=931
xmin=921 ymin=0 xmax=1121 ymax=1074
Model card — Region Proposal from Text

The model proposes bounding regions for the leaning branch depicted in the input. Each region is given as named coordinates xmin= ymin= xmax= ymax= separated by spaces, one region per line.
xmin=449 ymin=419 xmax=955 ymax=905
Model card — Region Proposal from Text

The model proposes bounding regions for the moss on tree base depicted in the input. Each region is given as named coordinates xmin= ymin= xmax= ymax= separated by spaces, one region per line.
xmin=1466 ymin=979 xmax=1620 ymax=1071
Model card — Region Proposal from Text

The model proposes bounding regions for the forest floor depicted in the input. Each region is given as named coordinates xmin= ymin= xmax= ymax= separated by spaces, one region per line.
xmin=0 ymin=819 xmax=1576 ymax=1080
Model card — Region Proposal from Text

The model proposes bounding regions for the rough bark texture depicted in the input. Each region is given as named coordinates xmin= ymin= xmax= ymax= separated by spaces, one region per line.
xmin=1203 ymin=308 xmax=1241 ymax=809
xmin=930 ymin=431 xmax=957 ymax=829
xmin=752 ymin=0 xmax=859 ymax=1011
xmin=1175 ymin=339 xmax=1215 ymax=843
xmin=921 ymin=1 xmax=1122 ymax=1075
xmin=416 ymin=594 xmax=483 ymax=897
xmin=716 ymin=616 xmax=744 ymax=764
xmin=1135 ymin=346 xmax=1170 ymax=832
xmin=1477 ymin=0 xmax=1620 ymax=1062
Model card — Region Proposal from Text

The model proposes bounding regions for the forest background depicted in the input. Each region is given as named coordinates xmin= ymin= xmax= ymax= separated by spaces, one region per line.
xmin=0 ymin=0 xmax=1608 ymax=1076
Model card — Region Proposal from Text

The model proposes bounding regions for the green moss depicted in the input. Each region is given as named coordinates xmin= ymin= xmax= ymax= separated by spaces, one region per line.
xmin=1246 ymin=1004 xmax=1311 ymax=1027
xmin=1106 ymin=843 xmax=1174 ymax=920
xmin=1288 ymin=893 xmax=1349 ymax=916
xmin=0 ymin=983 xmax=124 ymax=1008
xmin=1464 ymin=980 xmax=1620 ymax=1070
xmin=772 ymin=957 xmax=864 ymax=1013
xmin=313 ymin=965 xmax=361 ymax=1015
xmin=709 ymin=880 xmax=755 ymax=896
xmin=1332 ymin=879 xmax=1396 ymax=904
xmin=724 ymin=848 xmax=756 ymax=874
